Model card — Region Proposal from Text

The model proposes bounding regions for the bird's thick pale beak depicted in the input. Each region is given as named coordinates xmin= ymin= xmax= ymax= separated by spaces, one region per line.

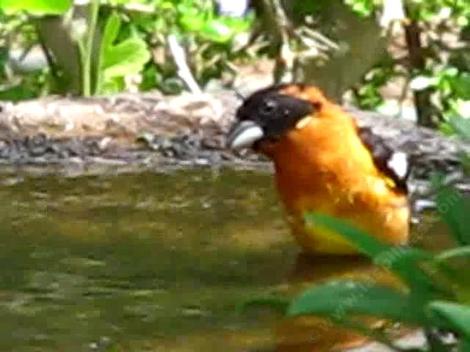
xmin=226 ymin=120 xmax=264 ymax=150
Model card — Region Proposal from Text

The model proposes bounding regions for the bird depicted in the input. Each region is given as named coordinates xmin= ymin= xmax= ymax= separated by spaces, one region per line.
xmin=226 ymin=84 xmax=412 ymax=254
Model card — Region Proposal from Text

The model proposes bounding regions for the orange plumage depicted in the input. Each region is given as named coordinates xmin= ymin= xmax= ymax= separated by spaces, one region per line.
xmin=228 ymin=84 xmax=410 ymax=254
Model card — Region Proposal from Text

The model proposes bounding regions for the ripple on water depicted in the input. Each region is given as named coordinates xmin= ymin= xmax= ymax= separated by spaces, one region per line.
xmin=0 ymin=167 xmax=448 ymax=351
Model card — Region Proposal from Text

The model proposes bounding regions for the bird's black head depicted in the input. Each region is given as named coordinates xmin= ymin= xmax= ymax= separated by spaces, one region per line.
xmin=227 ymin=85 xmax=316 ymax=150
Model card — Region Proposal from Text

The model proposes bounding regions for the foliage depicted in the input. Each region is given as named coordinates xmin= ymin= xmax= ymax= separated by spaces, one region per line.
xmin=95 ymin=11 xmax=150 ymax=94
xmin=347 ymin=0 xmax=470 ymax=127
xmin=0 ymin=0 xmax=152 ymax=97
xmin=0 ymin=0 xmax=254 ymax=99
xmin=284 ymin=185 xmax=470 ymax=351
xmin=343 ymin=0 xmax=377 ymax=17
xmin=0 ymin=0 xmax=72 ymax=15
xmin=133 ymin=0 xmax=254 ymax=93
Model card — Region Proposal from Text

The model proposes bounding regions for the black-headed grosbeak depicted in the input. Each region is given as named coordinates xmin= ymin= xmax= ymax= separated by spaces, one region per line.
xmin=227 ymin=84 xmax=411 ymax=254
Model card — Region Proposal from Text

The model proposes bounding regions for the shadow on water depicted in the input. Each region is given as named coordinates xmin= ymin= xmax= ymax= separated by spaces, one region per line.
xmin=0 ymin=168 xmax=447 ymax=352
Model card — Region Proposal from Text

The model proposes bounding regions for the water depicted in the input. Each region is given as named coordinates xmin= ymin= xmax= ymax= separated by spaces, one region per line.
xmin=0 ymin=167 xmax=445 ymax=352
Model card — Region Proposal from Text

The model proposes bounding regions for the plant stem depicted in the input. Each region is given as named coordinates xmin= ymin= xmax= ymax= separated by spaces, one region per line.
xmin=83 ymin=0 xmax=100 ymax=96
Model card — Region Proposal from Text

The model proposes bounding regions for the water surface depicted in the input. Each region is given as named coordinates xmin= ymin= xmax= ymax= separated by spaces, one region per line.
xmin=0 ymin=168 xmax=445 ymax=352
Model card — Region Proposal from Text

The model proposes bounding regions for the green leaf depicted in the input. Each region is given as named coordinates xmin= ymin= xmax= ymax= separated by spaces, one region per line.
xmin=437 ymin=246 xmax=470 ymax=262
xmin=97 ymin=12 xmax=151 ymax=94
xmin=305 ymin=213 xmax=389 ymax=257
xmin=101 ymin=77 xmax=124 ymax=94
xmin=101 ymin=12 xmax=121 ymax=52
xmin=449 ymin=115 xmax=470 ymax=141
xmin=374 ymin=247 xmax=444 ymax=295
xmin=460 ymin=339 xmax=470 ymax=352
xmin=428 ymin=301 xmax=470 ymax=338
xmin=179 ymin=15 xmax=205 ymax=32
xmin=103 ymin=39 xmax=150 ymax=78
xmin=224 ymin=17 xmax=252 ymax=33
xmin=0 ymin=84 xmax=37 ymax=101
xmin=374 ymin=247 xmax=435 ymax=268
xmin=0 ymin=0 xmax=72 ymax=15
xmin=435 ymin=184 xmax=470 ymax=246
xmin=305 ymin=214 xmax=447 ymax=298
xmin=200 ymin=20 xmax=234 ymax=43
xmin=344 ymin=0 xmax=375 ymax=17
xmin=450 ymin=73 xmax=470 ymax=100
xmin=287 ymin=280 xmax=428 ymax=325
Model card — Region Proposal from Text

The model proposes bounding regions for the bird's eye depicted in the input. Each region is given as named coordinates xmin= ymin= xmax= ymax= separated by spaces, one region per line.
xmin=260 ymin=99 xmax=277 ymax=115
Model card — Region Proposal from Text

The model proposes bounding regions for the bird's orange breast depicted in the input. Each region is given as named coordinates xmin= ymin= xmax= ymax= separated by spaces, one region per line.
xmin=265 ymin=105 xmax=410 ymax=254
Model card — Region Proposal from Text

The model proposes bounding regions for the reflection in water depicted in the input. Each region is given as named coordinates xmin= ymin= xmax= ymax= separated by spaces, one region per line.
xmin=0 ymin=168 xmax=442 ymax=351
xmin=275 ymin=255 xmax=398 ymax=352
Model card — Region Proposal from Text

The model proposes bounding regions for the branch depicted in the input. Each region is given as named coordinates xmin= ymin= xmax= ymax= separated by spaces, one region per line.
xmin=167 ymin=34 xmax=202 ymax=94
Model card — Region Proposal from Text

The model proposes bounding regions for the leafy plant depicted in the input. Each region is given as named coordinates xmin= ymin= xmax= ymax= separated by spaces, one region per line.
xmin=349 ymin=0 xmax=470 ymax=128
xmin=0 ymin=0 xmax=255 ymax=97
xmin=284 ymin=185 xmax=470 ymax=351
xmin=132 ymin=0 xmax=254 ymax=93
xmin=95 ymin=11 xmax=150 ymax=94
xmin=0 ymin=0 xmax=151 ymax=97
